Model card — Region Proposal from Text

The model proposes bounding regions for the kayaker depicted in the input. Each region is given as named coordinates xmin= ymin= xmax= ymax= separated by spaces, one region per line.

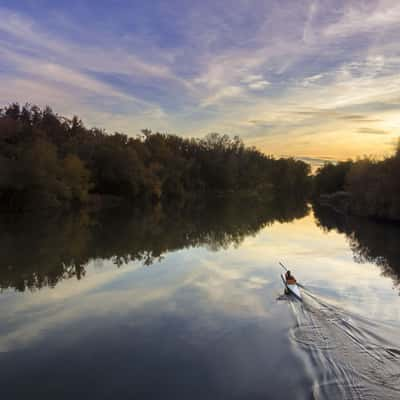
xmin=285 ymin=270 xmax=296 ymax=284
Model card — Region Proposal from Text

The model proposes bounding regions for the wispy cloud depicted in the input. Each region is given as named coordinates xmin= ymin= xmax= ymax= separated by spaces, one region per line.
xmin=358 ymin=127 xmax=390 ymax=135
xmin=0 ymin=8 xmax=180 ymax=82
xmin=301 ymin=73 xmax=324 ymax=87
xmin=339 ymin=115 xmax=382 ymax=122
xmin=323 ymin=1 xmax=400 ymax=38
xmin=200 ymin=86 xmax=244 ymax=107
xmin=0 ymin=1 xmax=399 ymax=158
xmin=248 ymin=80 xmax=270 ymax=90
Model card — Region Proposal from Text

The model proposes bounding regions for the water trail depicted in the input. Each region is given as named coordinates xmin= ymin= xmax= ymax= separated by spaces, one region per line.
xmin=287 ymin=289 xmax=400 ymax=400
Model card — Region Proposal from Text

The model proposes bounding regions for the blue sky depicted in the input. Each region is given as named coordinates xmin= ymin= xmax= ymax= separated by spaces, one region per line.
xmin=1 ymin=0 xmax=399 ymax=160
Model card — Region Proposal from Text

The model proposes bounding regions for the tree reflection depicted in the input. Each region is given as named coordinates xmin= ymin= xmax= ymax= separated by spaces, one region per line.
xmin=0 ymin=195 xmax=309 ymax=291
xmin=313 ymin=203 xmax=400 ymax=291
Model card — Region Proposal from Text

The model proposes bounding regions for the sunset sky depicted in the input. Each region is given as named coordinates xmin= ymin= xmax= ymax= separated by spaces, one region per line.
xmin=1 ymin=0 xmax=399 ymax=164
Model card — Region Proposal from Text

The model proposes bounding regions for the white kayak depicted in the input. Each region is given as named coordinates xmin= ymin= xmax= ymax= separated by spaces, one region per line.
xmin=281 ymin=273 xmax=302 ymax=301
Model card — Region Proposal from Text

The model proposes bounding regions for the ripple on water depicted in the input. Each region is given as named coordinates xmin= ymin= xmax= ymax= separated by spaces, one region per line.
xmin=287 ymin=290 xmax=400 ymax=400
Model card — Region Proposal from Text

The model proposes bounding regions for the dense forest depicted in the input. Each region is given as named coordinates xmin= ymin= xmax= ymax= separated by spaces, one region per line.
xmin=313 ymin=146 xmax=400 ymax=221
xmin=0 ymin=103 xmax=310 ymax=211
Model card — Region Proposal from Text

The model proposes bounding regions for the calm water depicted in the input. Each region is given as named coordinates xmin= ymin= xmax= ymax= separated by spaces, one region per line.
xmin=0 ymin=199 xmax=399 ymax=399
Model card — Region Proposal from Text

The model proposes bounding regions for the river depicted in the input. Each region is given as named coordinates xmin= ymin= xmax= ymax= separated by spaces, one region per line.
xmin=0 ymin=198 xmax=399 ymax=399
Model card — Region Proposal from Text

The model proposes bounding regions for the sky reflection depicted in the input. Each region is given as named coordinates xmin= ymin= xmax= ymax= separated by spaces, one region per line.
xmin=1 ymin=211 xmax=399 ymax=355
xmin=1 ymin=208 xmax=400 ymax=399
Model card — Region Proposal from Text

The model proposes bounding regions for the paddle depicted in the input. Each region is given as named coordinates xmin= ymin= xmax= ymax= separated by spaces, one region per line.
xmin=279 ymin=262 xmax=288 ymax=272
xmin=279 ymin=261 xmax=305 ymax=289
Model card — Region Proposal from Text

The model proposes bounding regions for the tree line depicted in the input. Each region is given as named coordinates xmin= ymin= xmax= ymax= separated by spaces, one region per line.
xmin=0 ymin=103 xmax=311 ymax=211
xmin=313 ymin=145 xmax=400 ymax=221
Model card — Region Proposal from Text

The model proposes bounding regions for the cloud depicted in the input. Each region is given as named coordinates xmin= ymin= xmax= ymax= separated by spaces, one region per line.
xmin=241 ymin=74 xmax=264 ymax=84
xmin=339 ymin=114 xmax=382 ymax=122
xmin=290 ymin=109 xmax=385 ymax=124
xmin=291 ymin=155 xmax=340 ymax=170
xmin=0 ymin=8 xmax=181 ymax=83
xmin=248 ymin=80 xmax=270 ymax=90
xmin=0 ymin=48 xmax=145 ymax=105
xmin=248 ymin=119 xmax=270 ymax=125
xmin=1 ymin=2 xmax=400 ymax=160
xmin=293 ymin=109 xmax=339 ymax=118
xmin=296 ymin=155 xmax=337 ymax=163
xmin=323 ymin=2 xmax=400 ymax=38
xmin=301 ymin=73 xmax=324 ymax=87
xmin=201 ymin=86 xmax=243 ymax=107
xmin=0 ymin=7 xmax=190 ymax=134
xmin=302 ymin=0 xmax=318 ymax=43
xmin=357 ymin=127 xmax=391 ymax=135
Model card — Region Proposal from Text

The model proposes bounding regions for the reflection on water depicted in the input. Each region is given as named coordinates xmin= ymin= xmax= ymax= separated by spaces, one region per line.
xmin=1 ymin=198 xmax=400 ymax=400
xmin=0 ymin=195 xmax=308 ymax=292
xmin=313 ymin=204 xmax=400 ymax=292
xmin=2 ymin=198 xmax=399 ymax=297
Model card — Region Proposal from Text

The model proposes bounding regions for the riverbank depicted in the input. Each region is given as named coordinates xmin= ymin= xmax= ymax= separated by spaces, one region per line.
xmin=312 ymin=147 xmax=400 ymax=223
xmin=315 ymin=191 xmax=400 ymax=223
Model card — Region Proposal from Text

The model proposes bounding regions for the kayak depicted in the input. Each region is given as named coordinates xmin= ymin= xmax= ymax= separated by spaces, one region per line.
xmin=281 ymin=273 xmax=302 ymax=301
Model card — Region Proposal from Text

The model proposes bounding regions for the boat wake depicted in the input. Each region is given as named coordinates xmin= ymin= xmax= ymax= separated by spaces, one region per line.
xmin=288 ymin=289 xmax=400 ymax=400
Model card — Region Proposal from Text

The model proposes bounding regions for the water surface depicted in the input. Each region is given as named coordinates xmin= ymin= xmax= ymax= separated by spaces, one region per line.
xmin=1 ymin=199 xmax=399 ymax=399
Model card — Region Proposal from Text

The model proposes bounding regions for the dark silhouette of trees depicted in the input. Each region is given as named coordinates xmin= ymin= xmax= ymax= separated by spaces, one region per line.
xmin=313 ymin=147 xmax=400 ymax=221
xmin=346 ymin=155 xmax=400 ymax=220
xmin=0 ymin=103 xmax=311 ymax=210
xmin=312 ymin=161 xmax=353 ymax=196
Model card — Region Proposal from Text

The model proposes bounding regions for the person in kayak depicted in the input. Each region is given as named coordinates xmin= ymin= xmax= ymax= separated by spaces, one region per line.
xmin=285 ymin=270 xmax=296 ymax=284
